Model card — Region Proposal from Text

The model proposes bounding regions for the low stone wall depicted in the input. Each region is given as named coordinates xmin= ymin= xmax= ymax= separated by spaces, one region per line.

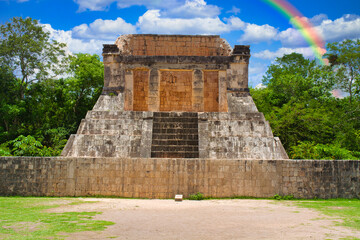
xmin=0 ymin=157 xmax=359 ymax=199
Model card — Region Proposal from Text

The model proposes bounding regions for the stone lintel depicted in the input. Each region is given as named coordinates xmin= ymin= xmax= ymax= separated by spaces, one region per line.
xmin=114 ymin=55 xmax=233 ymax=65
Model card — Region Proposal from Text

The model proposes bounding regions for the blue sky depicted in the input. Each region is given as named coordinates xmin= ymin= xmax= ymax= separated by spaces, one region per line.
xmin=1 ymin=0 xmax=359 ymax=86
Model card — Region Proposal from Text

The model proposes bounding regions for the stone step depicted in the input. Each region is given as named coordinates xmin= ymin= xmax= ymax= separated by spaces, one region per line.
xmin=152 ymin=128 xmax=198 ymax=134
xmin=151 ymin=151 xmax=199 ymax=158
xmin=153 ymin=117 xmax=198 ymax=123
xmin=153 ymin=112 xmax=198 ymax=118
xmin=151 ymin=112 xmax=199 ymax=159
xmin=152 ymin=134 xmax=199 ymax=140
xmin=152 ymin=122 xmax=198 ymax=129
xmin=152 ymin=140 xmax=198 ymax=146
xmin=151 ymin=145 xmax=199 ymax=152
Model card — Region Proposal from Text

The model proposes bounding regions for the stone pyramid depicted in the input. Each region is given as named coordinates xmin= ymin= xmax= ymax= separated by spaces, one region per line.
xmin=61 ymin=34 xmax=288 ymax=159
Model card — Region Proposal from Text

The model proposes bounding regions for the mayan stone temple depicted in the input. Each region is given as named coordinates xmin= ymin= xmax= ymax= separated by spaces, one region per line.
xmin=61 ymin=34 xmax=288 ymax=160
xmin=1 ymin=34 xmax=359 ymax=199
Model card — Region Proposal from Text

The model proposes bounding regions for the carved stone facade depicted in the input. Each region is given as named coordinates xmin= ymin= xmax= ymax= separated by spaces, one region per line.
xmin=61 ymin=34 xmax=288 ymax=159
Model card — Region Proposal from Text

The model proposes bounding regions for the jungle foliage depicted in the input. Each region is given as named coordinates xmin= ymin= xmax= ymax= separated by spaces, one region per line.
xmin=0 ymin=17 xmax=103 ymax=156
xmin=252 ymin=40 xmax=360 ymax=159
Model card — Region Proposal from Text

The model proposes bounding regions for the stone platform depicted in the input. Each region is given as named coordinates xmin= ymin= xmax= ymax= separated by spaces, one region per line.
xmin=1 ymin=157 xmax=359 ymax=199
xmin=61 ymin=34 xmax=288 ymax=160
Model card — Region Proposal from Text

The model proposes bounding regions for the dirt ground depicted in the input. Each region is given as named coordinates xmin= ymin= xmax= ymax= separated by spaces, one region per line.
xmin=48 ymin=198 xmax=360 ymax=240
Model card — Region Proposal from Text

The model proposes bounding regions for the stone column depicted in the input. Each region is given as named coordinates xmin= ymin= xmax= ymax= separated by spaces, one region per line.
xmin=102 ymin=45 xmax=124 ymax=95
xmin=227 ymin=45 xmax=250 ymax=92
xmin=124 ymin=69 xmax=133 ymax=111
xmin=226 ymin=45 xmax=257 ymax=113
xmin=148 ymin=68 xmax=160 ymax=112
xmin=219 ymin=70 xmax=228 ymax=112
xmin=192 ymin=69 xmax=204 ymax=112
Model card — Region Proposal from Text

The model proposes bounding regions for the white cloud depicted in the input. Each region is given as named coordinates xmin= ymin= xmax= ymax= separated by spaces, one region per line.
xmin=331 ymin=89 xmax=348 ymax=99
xmin=318 ymin=14 xmax=360 ymax=42
xmin=74 ymin=0 xmax=220 ymax=19
xmin=72 ymin=17 xmax=136 ymax=40
xmin=162 ymin=0 xmax=220 ymax=18
xmin=226 ymin=6 xmax=241 ymax=15
xmin=309 ymin=14 xmax=328 ymax=26
xmin=137 ymin=10 xmax=232 ymax=34
xmin=115 ymin=0 xmax=180 ymax=10
xmin=43 ymin=24 xmax=111 ymax=56
xmin=239 ymin=23 xmax=278 ymax=43
xmin=226 ymin=16 xmax=246 ymax=30
xmin=74 ymin=0 xmax=115 ymax=11
xmin=249 ymin=63 xmax=267 ymax=87
xmin=252 ymin=47 xmax=326 ymax=60
xmin=278 ymin=14 xmax=360 ymax=48
xmin=74 ymin=0 xmax=180 ymax=12
xmin=277 ymin=28 xmax=306 ymax=48
xmin=254 ymin=83 xmax=266 ymax=89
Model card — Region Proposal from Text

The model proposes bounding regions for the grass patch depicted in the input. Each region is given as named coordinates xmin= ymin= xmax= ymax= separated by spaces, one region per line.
xmin=294 ymin=199 xmax=360 ymax=231
xmin=0 ymin=197 xmax=114 ymax=240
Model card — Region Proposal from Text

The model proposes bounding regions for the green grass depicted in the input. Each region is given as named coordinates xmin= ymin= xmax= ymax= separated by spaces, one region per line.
xmin=0 ymin=197 xmax=114 ymax=240
xmin=294 ymin=199 xmax=360 ymax=231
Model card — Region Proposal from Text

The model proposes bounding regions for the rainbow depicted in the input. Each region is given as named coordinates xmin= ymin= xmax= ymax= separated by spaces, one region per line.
xmin=262 ymin=0 xmax=326 ymax=64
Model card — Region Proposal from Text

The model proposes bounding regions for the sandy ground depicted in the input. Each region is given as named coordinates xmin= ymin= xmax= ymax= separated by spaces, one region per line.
xmin=48 ymin=198 xmax=360 ymax=240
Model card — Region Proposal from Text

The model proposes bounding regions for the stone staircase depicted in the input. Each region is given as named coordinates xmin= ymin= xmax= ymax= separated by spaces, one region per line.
xmin=151 ymin=112 xmax=199 ymax=158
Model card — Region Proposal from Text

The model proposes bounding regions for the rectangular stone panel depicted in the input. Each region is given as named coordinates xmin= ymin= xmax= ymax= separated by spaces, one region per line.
xmin=116 ymin=35 xmax=232 ymax=57
xmin=204 ymin=71 xmax=219 ymax=112
xmin=160 ymin=70 xmax=193 ymax=112
xmin=133 ymin=69 xmax=149 ymax=111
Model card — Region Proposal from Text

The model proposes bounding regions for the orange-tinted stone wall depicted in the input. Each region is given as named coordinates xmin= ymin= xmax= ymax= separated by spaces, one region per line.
xmin=204 ymin=71 xmax=219 ymax=112
xmin=160 ymin=71 xmax=192 ymax=112
xmin=116 ymin=35 xmax=232 ymax=56
xmin=133 ymin=69 xmax=149 ymax=111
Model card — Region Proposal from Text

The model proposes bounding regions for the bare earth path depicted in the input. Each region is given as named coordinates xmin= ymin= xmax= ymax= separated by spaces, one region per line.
xmin=49 ymin=198 xmax=359 ymax=240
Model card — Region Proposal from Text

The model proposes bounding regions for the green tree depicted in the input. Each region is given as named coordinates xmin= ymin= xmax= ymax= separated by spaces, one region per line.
xmin=9 ymin=135 xmax=58 ymax=157
xmin=253 ymin=49 xmax=360 ymax=159
xmin=8 ymin=53 xmax=104 ymax=156
xmin=0 ymin=64 xmax=25 ymax=142
xmin=66 ymin=53 xmax=104 ymax=119
xmin=290 ymin=141 xmax=360 ymax=160
xmin=262 ymin=53 xmax=335 ymax=106
xmin=0 ymin=17 xmax=105 ymax=157
xmin=0 ymin=17 xmax=67 ymax=99
xmin=252 ymin=53 xmax=348 ymax=157
xmin=325 ymin=39 xmax=360 ymax=103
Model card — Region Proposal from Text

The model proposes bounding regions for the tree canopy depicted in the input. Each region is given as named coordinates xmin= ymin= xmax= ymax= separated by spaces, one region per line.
xmin=0 ymin=17 xmax=103 ymax=156
xmin=0 ymin=17 xmax=67 ymax=99
xmin=252 ymin=40 xmax=360 ymax=159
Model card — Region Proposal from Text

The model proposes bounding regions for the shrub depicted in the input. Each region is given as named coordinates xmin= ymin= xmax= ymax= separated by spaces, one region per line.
xmin=273 ymin=194 xmax=295 ymax=200
xmin=188 ymin=192 xmax=205 ymax=200
xmin=290 ymin=141 xmax=359 ymax=160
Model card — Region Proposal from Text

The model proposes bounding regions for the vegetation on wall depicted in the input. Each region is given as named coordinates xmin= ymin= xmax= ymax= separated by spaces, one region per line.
xmin=0 ymin=17 xmax=359 ymax=159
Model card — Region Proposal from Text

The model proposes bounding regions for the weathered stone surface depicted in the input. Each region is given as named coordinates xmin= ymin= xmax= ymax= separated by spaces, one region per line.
xmin=1 ymin=157 xmax=359 ymax=199
xmin=114 ymin=34 xmax=232 ymax=56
